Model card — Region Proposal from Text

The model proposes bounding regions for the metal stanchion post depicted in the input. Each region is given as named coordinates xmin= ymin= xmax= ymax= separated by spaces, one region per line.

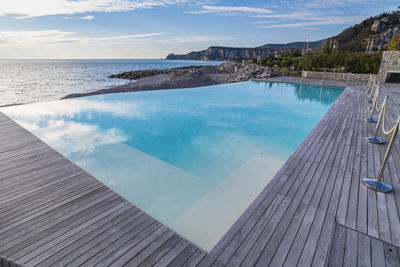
xmin=347 ymin=72 xmax=351 ymax=86
xmin=364 ymin=95 xmax=387 ymax=144
xmin=362 ymin=117 xmax=399 ymax=193
xmin=365 ymin=85 xmax=380 ymax=123
xmin=367 ymin=80 xmax=377 ymax=104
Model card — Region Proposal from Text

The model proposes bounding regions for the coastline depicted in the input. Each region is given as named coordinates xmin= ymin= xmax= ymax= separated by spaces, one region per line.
xmin=63 ymin=61 xmax=275 ymax=99
xmin=63 ymin=66 xmax=229 ymax=99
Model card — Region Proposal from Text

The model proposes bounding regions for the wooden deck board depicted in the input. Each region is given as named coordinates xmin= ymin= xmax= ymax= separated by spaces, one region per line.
xmin=1 ymin=80 xmax=400 ymax=266
xmin=328 ymin=223 xmax=400 ymax=267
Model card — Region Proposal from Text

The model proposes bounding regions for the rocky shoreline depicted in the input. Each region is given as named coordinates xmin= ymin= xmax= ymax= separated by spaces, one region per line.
xmin=107 ymin=65 xmax=204 ymax=80
xmin=63 ymin=61 xmax=278 ymax=99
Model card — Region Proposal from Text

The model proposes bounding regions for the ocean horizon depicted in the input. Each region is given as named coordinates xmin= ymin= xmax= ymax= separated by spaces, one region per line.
xmin=0 ymin=59 xmax=223 ymax=107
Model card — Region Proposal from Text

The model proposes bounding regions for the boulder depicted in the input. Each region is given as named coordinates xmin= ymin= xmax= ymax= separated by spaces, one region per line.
xmin=371 ymin=20 xmax=385 ymax=33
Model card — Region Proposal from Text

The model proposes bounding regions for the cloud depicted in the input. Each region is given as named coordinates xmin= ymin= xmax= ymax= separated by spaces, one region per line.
xmin=79 ymin=15 xmax=95 ymax=20
xmin=251 ymin=11 xmax=324 ymax=20
xmin=258 ymin=16 xmax=363 ymax=28
xmin=31 ymin=119 xmax=128 ymax=156
xmin=298 ymin=0 xmax=373 ymax=8
xmin=158 ymin=35 xmax=235 ymax=44
xmin=189 ymin=5 xmax=273 ymax=15
xmin=0 ymin=30 xmax=166 ymax=47
xmin=0 ymin=0 xmax=192 ymax=19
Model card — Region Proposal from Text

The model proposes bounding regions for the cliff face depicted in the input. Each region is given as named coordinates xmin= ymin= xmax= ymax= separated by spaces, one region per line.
xmin=167 ymin=47 xmax=271 ymax=60
xmin=166 ymin=40 xmax=326 ymax=61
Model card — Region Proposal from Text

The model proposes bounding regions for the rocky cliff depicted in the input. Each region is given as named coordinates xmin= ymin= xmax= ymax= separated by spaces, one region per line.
xmin=166 ymin=40 xmax=325 ymax=61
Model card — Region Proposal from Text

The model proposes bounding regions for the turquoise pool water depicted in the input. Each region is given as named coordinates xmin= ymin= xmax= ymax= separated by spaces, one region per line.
xmin=1 ymin=81 xmax=343 ymax=251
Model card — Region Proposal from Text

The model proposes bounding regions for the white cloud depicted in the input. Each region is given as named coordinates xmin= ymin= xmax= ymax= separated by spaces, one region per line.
xmin=258 ymin=16 xmax=363 ymax=28
xmin=190 ymin=5 xmax=272 ymax=15
xmin=158 ymin=35 xmax=235 ymax=44
xmin=251 ymin=11 xmax=323 ymax=20
xmin=0 ymin=0 xmax=192 ymax=19
xmin=79 ymin=15 xmax=95 ymax=20
xmin=31 ymin=119 xmax=128 ymax=155
xmin=299 ymin=0 xmax=372 ymax=8
xmin=0 ymin=30 xmax=166 ymax=47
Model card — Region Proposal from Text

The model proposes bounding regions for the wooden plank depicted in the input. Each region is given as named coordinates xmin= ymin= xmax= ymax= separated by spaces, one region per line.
xmin=34 ymin=206 xmax=140 ymax=266
xmin=371 ymin=236 xmax=386 ymax=267
xmin=110 ymin=226 xmax=169 ymax=266
xmin=123 ymin=230 xmax=175 ymax=266
xmin=138 ymin=234 xmax=182 ymax=267
xmin=327 ymin=224 xmax=346 ymax=266
xmin=166 ymin=244 xmax=198 ymax=267
xmin=1 ymin=193 xmax=122 ymax=255
xmin=343 ymin=227 xmax=358 ymax=266
xmin=66 ymin=218 xmax=157 ymax=266
xmin=44 ymin=211 xmax=148 ymax=267
xmin=384 ymin=243 xmax=400 ymax=267
xmin=153 ymin=239 xmax=190 ymax=267
xmin=13 ymin=201 xmax=130 ymax=262
xmin=89 ymin=222 xmax=162 ymax=266
xmin=182 ymin=249 xmax=207 ymax=267
xmin=25 ymin=204 xmax=136 ymax=266
xmin=357 ymin=231 xmax=372 ymax=267
xmin=0 ymin=185 xmax=109 ymax=240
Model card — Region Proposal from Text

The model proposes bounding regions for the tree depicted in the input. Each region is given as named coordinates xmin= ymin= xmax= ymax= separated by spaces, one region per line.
xmin=291 ymin=49 xmax=301 ymax=57
xmin=388 ymin=34 xmax=400 ymax=51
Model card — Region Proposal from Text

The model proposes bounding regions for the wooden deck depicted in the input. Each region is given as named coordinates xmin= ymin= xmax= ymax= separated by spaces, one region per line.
xmin=327 ymin=223 xmax=400 ymax=266
xmin=1 ymin=79 xmax=400 ymax=266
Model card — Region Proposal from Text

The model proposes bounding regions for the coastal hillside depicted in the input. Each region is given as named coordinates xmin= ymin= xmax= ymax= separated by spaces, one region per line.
xmin=334 ymin=11 xmax=400 ymax=51
xmin=166 ymin=40 xmax=325 ymax=61
xmin=167 ymin=10 xmax=400 ymax=60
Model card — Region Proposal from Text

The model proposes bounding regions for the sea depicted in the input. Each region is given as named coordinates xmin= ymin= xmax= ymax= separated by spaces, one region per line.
xmin=0 ymin=59 xmax=224 ymax=106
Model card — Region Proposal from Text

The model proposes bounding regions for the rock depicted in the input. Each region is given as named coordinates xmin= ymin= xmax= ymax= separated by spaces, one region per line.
xmin=371 ymin=20 xmax=385 ymax=33
xmin=108 ymin=65 xmax=203 ymax=80
xmin=222 ymin=61 xmax=276 ymax=82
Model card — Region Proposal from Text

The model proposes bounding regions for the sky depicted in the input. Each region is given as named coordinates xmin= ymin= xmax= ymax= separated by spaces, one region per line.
xmin=0 ymin=0 xmax=398 ymax=59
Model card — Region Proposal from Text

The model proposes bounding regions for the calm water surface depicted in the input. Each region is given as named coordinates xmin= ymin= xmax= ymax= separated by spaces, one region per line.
xmin=0 ymin=59 xmax=223 ymax=106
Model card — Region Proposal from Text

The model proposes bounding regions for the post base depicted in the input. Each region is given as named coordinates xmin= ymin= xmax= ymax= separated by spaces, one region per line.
xmin=364 ymin=117 xmax=377 ymax=123
xmin=362 ymin=178 xmax=393 ymax=193
xmin=364 ymin=137 xmax=384 ymax=144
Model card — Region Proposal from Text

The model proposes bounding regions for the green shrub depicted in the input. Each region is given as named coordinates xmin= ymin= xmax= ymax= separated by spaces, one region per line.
xmin=299 ymin=46 xmax=382 ymax=74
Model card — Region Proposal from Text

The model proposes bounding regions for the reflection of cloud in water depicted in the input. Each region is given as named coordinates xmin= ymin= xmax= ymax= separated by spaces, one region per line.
xmin=189 ymin=130 xmax=280 ymax=182
xmin=20 ymin=119 xmax=127 ymax=156
xmin=2 ymin=98 xmax=145 ymax=121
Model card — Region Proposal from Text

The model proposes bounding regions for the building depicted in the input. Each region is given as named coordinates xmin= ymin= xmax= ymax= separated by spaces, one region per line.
xmin=377 ymin=51 xmax=400 ymax=83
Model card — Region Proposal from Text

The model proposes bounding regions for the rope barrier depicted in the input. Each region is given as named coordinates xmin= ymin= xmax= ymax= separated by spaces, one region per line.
xmin=365 ymin=85 xmax=380 ymax=123
xmin=381 ymin=99 xmax=398 ymax=135
xmin=366 ymin=80 xmax=378 ymax=103
xmin=366 ymin=75 xmax=374 ymax=92
xmin=364 ymin=95 xmax=387 ymax=145
xmin=375 ymin=97 xmax=385 ymax=112
xmin=367 ymin=75 xmax=373 ymax=90
xmin=362 ymin=116 xmax=400 ymax=193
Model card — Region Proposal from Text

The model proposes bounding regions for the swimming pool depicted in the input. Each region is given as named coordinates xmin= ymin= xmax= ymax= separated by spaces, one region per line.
xmin=1 ymin=81 xmax=343 ymax=251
